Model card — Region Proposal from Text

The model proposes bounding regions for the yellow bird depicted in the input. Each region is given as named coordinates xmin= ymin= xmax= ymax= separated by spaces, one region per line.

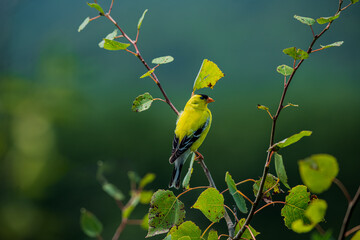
xmin=169 ymin=94 xmax=215 ymax=189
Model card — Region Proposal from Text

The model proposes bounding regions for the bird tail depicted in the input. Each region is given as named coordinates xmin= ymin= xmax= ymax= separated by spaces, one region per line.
xmin=169 ymin=150 xmax=191 ymax=189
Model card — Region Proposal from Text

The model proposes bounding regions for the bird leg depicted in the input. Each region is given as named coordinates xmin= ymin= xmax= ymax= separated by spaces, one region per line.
xmin=194 ymin=151 xmax=204 ymax=161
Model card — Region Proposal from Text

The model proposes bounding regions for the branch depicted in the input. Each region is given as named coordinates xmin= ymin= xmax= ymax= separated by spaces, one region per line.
xmin=338 ymin=185 xmax=360 ymax=240
xmin=234 ymin=1 xmax=352 ymax=239
xmin=333 ymin=178 xmax=352 ymax=203
xmin=198 ymin=158 xmax=235 ymax=238
xmin=103 ymin=13 xmax=179 ymax=116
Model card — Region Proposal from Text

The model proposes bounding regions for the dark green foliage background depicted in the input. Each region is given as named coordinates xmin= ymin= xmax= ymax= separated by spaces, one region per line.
xmin=0 ymin=0 xmax=359 ymax=239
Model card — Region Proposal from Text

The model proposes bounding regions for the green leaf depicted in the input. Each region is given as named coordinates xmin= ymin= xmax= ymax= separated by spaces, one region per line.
xmin=152 ymin=56 xmax=174 ymax=65
xmin=351 ymin=231 xmax=360 ymax=240
xmin=140 ymin=190 xmax=154 ymax=204
xmin=234 ymin=218 xmax=260 ymax=240
xmin=128 ymin=171 xmax=141 ymax=183
xmin=182 ymin=153 xmax=195 ymax=189
xmin=139 ymin=173 xmax=156 ymax=189
xmin=277 ymin=64 xmax=294 ymax=76
xmin=257 ymin=104 xmax=269 ymax=111
xmin=80 ymin=208 xmax=103 ymax=238
xmin=207 ymin=230 xmax=218 ymax=240
xmin=298 ymin=154 xmax=339 ymax=194
xmin=103 ymin=39 xmax=130 ymax=51
xmin=141 ymin=214 xmax=149 ymax=230
xmin=320 ymin=41 xmax=344 ymax=49
xmin=281 ymin=185 xmax=310 ymax=230
xmin=283 ymin=47 xmax=309 ymax=60
xmin=170 ymin=221 xmax=202 ymax=240
xmin=317 ymin=13 xmax=340 ymax=24
xmin=78 ymin=17 xmax=90 ymax=32
xmin=351 ymin=0 xmax=359 ymax=4
xmin=253 ymin=173 xmax=280 ymax=201
xmin=87 ymin=3 xmax=105 ymax=15
xmin=294 ymin=15 xmax=315 ymax=25
xmin=102 ymin=182 xmax=125 ymax=201
xmin=193 ymin=59 xmax=224 ymax=92
xmin=292 ymin=199 xmax=327 ymax=233
xmin=274 ymin=153 xmax=290 ymax=189
xmin=147 ymin=190 xmax=186 ymax=237
xmin=138 ymin=9 xmax=148 ymax=30
xmin=140 ymin=69 xmax=155 ymax=79
xmin=311 ymin=230 xmax=333 ymax=240
xmin=225 ymin=172 xmax=248 ymax=213
xmin=99 ymin=29 xmax=118 ymax=48
xmin=192 ymin=188 xmax=225 ymax=222
xmin=269 ymin=130 xmax=312 ymax=152
xmin=164 ymin=235 xmax=172 ymax=240
xmin=131 ymin=92 xmax=154 ymax=112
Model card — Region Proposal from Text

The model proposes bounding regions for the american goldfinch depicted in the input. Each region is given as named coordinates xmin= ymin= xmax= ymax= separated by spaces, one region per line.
xmin=169 ymin=94 xmax=215 ymax=189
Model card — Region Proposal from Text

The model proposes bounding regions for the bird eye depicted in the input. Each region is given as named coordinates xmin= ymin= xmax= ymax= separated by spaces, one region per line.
xmin=200 ymin=96 xmax=204 ymax=100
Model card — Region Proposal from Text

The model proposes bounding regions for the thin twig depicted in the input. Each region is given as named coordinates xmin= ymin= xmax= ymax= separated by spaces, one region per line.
xmin=315 ymin=224 xmax=326 ymax=236
xmin=112 ymin=218 xmax=127 ymax=240
xmin=245 ymin=225 xmax=256 ymax=240
xmin=338 ymin=185 xmax=360 ymax=240
xmin=224 ymin=204 xmax=240 ymax=222
xmin=254 ymin=201 xmax=285 ymax=215
xmin=104 ymin=13 xmax=179 ymax=115
xmin=345 ymin=225 xmax=360 ymax=238
xmin=176 ymin=186 xmax=209 ymax=199
xmin=333 ymin=178 xmax=352 ymax=203
xmin=236 ymin=190 xmax=254 ymax=205
xmin=221 ymin=179 xmax=256 ymax=194
xmin=201 ymin=221 xmax=217 ymax=239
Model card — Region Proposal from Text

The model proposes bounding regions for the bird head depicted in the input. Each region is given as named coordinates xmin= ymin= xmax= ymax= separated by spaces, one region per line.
xmin=186 ymin=94 xmax=215 ymax=109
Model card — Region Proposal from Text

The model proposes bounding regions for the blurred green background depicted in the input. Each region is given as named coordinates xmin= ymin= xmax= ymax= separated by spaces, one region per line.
xmin=1 ymin=0 xmax=359 ymax=239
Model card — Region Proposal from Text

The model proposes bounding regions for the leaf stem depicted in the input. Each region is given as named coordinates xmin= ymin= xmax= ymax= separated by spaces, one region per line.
xmin=253 ymin=201 xmax=286 ymax=215
xmin=333 ymin=178 xmax=352 ymax=203
xmin=233 ymin=1 xmax=351 ymax=239
xmin=338 ymin=185 xmax=360 ymax=240
xmin=236 ymin=190 xmax=254 ymax=205
xmin=245 ymin=225 xmax=256 ymax=240
xmin=221 ymin=179 xmax=256 ymax=195
xmin=224 ymin=204 xmax=240 ymax=222
xmin=345 ymin=225 xmax=360 ymax=238
xmin=201 ymin=221 xmax=217 ymax=239
xmin=176 ymin=186 xmax=209 ymax=199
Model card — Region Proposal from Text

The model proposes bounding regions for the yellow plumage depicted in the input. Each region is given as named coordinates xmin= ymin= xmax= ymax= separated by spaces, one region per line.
xmin=169 ymin=94 xmax=214 ymax=189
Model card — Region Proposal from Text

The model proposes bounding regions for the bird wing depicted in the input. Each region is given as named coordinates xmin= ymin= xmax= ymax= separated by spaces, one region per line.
xmin=169 ymin=117 xmax=210 ymax=163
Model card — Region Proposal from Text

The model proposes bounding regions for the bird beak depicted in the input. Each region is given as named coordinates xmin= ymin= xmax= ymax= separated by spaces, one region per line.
xmin=206 ymin=97 xmax=215 ymax=103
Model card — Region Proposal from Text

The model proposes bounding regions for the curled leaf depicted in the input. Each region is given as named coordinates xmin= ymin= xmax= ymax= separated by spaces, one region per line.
xmin=138 ymin=9 xmax=148 ymax=30
xmin=78 ymin=17 xmax=90 ymax=32
xmin=80 ymin=208 xmax=103 ymax=237
xmin=87 ymin=3 xmax=105 ymax=15
xmin=320 ymin=41 xmax=344 ymax=49
xmin=317 ymin=13 xmax=340 ymax=24
xmin=193 ymin=59 xmax=224 ymax=92
xmin=103 ymin=39 xmax=130 ymax=51
xmin=140 ymin=69 xmax=155 ymax=79
xmin=99 ymin=29 xmax=118 ymax=48
xmin=269 ymin=130 xmax=312 ymax=152
xmin=283 ymin=47 xmax=309 ymax=60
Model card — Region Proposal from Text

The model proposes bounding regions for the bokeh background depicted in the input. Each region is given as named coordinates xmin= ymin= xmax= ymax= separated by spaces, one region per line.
xmin=1 ymin=0 xmax=359 ymax=239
